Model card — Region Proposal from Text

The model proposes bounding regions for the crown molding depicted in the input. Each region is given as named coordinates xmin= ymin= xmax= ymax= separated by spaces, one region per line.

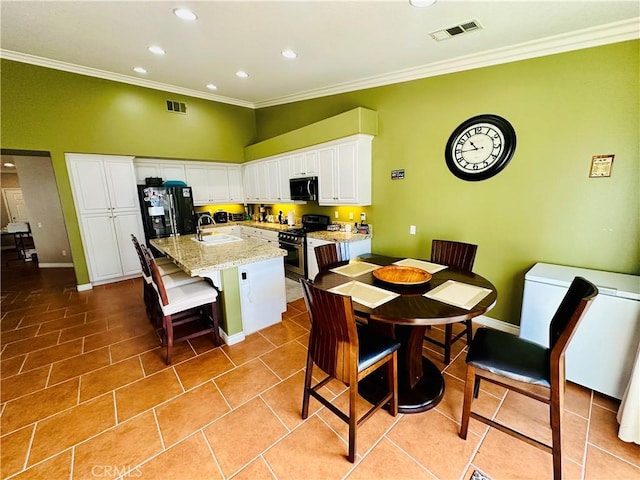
xmin=255 ymin=17 xmax=640 ymax=108
xmin=0 ymin=50 xmax=254 ymax=109
xmin=2 ymin=17 xmax=638 ymax=110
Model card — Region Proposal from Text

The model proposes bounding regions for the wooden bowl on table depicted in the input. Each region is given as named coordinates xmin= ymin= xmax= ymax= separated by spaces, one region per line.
xmin=372 ymin=265 xmax=432 ymax=286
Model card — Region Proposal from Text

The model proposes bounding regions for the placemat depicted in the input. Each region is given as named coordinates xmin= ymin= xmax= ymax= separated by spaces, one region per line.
xmin=328 ymin=281 xmax=399 ymax=309
xmin=330 ymin=262 xmax=380 ymax=277
xmin=393 ymin=258 xmax=448 ymax=274
xmin=424 ymin=280 xmax=492 ymax=310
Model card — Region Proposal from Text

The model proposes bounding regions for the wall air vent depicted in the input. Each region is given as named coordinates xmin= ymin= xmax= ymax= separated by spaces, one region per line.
xmin=429 ymin=19 xmax=483 ymax=41
xmin=166 ymin=100 xmax=187 ymax=114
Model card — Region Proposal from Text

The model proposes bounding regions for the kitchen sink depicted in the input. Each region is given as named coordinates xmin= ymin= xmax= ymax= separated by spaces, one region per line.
xmin=192 ymin=233 xmax=243 ymax=246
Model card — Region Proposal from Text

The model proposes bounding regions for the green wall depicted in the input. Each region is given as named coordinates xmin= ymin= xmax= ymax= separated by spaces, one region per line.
xmin=1 ymin=60 xmax=256 ymax=283
xmin=2 ymin=41 xmax=638 ymax=325
xmin=256 ymin=41 xmax=640 ymax=324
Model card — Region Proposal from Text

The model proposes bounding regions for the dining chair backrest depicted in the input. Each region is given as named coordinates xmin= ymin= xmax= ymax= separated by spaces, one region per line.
xmin=548 ymin=276 xmax=598 ymax=359
xmin=430 ymin=239 xmax=477 ymax=272
xmin=314 ymin=243 xmax=349 ymax=276
xmin=300 ymin=277 xmax=358 ymax=384
xmin=144 ymin=246 xmax=170 ymax=306
xmin=131 ymin=234 xmax=152 ymax=279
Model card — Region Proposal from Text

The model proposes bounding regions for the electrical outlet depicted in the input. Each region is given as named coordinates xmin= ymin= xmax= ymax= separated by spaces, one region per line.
xmin=349 ymin=212 xmax=354 ymax=220
xmin=61 ymin=250 xmax=67 ymax=256
xmin=410 ymin=225 xmax=416 ymax=235
xmin=360 ymin=212 xmax=366 ymax=222
xmin=334 ymin=211 xmax=339 ymax=219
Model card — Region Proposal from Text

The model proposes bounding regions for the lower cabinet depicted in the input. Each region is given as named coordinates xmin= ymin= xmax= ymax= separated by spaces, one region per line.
xmin=306 ymin=237 xmax=372 ymax=281
xmin=80 ymin=211 xmax=144 ymax=283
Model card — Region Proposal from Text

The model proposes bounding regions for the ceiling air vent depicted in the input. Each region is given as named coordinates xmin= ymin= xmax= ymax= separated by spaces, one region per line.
xmin=429 ymin=19 xmax=483 ymax=41
xmin=166 ymin=100 xmax=187 ymax=114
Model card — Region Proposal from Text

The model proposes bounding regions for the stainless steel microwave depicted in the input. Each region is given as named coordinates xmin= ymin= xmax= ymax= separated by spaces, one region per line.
xmin=289 ymin=176 xmax=318 ymax=201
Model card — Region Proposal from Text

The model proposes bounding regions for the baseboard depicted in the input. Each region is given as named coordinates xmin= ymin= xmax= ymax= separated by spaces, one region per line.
xmin=220 ymin=329 xmax=245 ymax=346
xmin=38 ymin=263 xmax=74 ymax=268
xmin=474 ymin=315 xmax=520 ymax=335
xmin=76 ymin=283 xmax=93 ymax=292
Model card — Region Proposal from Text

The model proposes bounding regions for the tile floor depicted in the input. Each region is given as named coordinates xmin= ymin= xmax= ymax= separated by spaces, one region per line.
xmin=1 ymin=257 xmax=639 ymax=479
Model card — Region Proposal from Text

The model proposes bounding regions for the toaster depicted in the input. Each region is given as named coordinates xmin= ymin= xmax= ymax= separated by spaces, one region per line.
xmin=213 ymin=211 xmax=228 ymax=223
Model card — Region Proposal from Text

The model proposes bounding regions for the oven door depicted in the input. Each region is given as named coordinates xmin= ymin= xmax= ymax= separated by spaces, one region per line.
xmin=279 ymin=240 xmax=305 ymax=278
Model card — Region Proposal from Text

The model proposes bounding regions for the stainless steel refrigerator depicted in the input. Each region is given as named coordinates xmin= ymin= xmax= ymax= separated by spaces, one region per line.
xmin=137 ymin=185 xmax=196 ymax=242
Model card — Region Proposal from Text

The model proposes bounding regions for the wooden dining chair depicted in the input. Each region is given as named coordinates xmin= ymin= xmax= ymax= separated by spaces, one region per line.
xmin=144 ymin=247 xmax=221 ymax=364
xmin=300 ymin=278 xmax=400 ymax=462
xmin=314 ymin=243 xmax=350 ymax=277
xmin=459 ymin=276 xmax=597 ymax=480
xmin=424 ymin=239 xmax=478 ymax=364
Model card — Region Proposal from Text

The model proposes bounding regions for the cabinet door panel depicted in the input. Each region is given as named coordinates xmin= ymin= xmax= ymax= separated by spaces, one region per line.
xmin=336 ymin=143 xmax=358 ymax=203
xmin=208 ymin=166 xmax=230 ymax=202
xmin=185 ymin=166 xmax=210 ymax=205
xmin=228 ymin=167 xmax=244 ymax=202
xmin=104 ymin=160 xmax=139 ymax=211
xmin=160 ymin=164 xmax=187 ymax=183
xmin=317 ymin=148 xmax=336 ymax=204
xmin=134 ymin=164 xmax=160 ymax=185
xmin=113 ymin=212 xmax=144 ymax=276
xmin=69 ymin=159 xmax=111 ymax=213
xmin=81 ymin=215 xmax=122 ymax=281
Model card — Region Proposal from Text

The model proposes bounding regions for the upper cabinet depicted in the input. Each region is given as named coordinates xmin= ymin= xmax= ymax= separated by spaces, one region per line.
xmin=291 ymin=151 xmax=318 ymax=178
xmin=134 ymin=159 xmax=243 ymax=206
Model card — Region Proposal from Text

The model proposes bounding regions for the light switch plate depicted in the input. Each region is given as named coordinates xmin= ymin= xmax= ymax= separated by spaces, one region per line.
xmin=410 ymin=225 xmax=416 ymax=235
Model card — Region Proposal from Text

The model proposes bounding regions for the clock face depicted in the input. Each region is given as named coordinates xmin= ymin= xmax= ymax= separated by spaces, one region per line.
xmin=445 ymin=114 xmax=516 ymax=181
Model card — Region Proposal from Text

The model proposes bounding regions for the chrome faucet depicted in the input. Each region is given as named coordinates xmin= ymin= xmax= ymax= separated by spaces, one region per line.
xmin=196 ymin=213 xmax=215 ymax=241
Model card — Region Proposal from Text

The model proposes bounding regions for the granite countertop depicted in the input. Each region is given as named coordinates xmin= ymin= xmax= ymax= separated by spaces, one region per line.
xmin=150 ymin=234 xmax=286 ymax=277
xmin=203 ymin=221 xmax=297 ymax=233
xmin=307 ymin=230 xmax=372 ymax=242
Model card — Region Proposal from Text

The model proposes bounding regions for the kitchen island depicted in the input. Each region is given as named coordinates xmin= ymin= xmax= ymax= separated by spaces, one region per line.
xmin=150 ymin=234 xmax=287 ymax=345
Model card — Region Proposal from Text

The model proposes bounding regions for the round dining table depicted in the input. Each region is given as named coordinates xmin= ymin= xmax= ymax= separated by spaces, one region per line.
xmin=312 ymin=253 xmax=498 ymax=413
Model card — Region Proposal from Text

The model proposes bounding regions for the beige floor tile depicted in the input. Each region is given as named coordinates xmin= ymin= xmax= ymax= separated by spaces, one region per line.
xmin=495 ymin=390 xmax=589 ymax=465
xmin=435 ymin=372 xmax=501 ymax=436
xmin=263 ymin=415 xmax=355 ymax=479
xmin=115 ymin=368 xmax=183 ymax=422
xmin=286 ymin=298 xmax=307 ymax=314
xmin=22 ymin=339 xmax=83 ymax=371
xmin=287 ymin=311 xmax=311 ymax=330
xmin=0 ymin=325 xmax=39 ymax=346
xmin=346 ymin=437 xmax=437 ymax=480
xmin=139 ymin=343 xmax=195 ymax=375
xmin=79 ymin=356 xmax=144 ymax=402
xmin=109 ymin=331 xmax=161 ymax=363
xmin=204 ymin=397 xmax=288 ymax=477
xmin=585 ymin=444 xmax=640 ymax=480
xmin=57 ymin=319 xmax=108 ymax=343
xmin=16 ymin=307 xmax=66 ymax=328
xmin=1 ymin=365 xmax=49 ymax=403
xmin=1 ymin=378 xmax=79 ymax=435
xmin=28 ymin=393 xmax=115 ymax=465
xmin=188 ymin=333 xmax=220 ymax=355
xmin=261 ymin=371 xmax=322 ymax=430
xmin=259 ymin=340 xmax=308 ymax=380
xmin=215 ymin=358 xmax=280 ymax=408
xmin=232 ymin=457 xmax=277 ymax=480
xmin=588 ymin=404 xmax=640 ymax=466
xmin=1 ymin=355 xmax=26 ymax=378
xmin=564 ymin=381 xmax=592 ymax=418
xmin=222 ymin=333 xmax=276 ymax=366
xmin=443 ymin=351 xmax=507 ymax=399
xmin=1 ymin=331 xmax=61 ymax=360
xmin=48 ymin=347 xmax=111 ymax=385
xmin=259 ymin=319 xmax=308 ymax=347
xmin=592 ymin=391 xmax=620 ymax=411
xmin=0 ymin=425 xmax=34 ymax=478
xmin=10 ymin=450 xmax=72 ymax=480
xmin=174 ymin=348 xmax=234 ymax=390
xmin=155 ymin=381 xmax=230 ymax=447
xmin=73 ymin=411 xmax=163 ymax=479
xmin=137 ymin=432 xmax=222 ymax=479
xmin=387 ymin=409 xmax=480 ymax=479
xmin=36 ymin=312 xmax=88 ymax=335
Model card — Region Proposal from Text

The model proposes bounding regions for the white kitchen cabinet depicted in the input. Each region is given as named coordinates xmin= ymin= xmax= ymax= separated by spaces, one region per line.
xmin=238 ymin=257 xmax=286 ymax=335
xmin=241 ymin=226 xmax=279 ymax=245
xmin=317 ymin=135 xmax=372 ymax=206
xmin=66 ymin=154 xmax=144 ymax=285
xmin=277 ymin=157 xmax=292 ymax=202
xmin=186 ymin=164 xmax=230 ymax=205
xmin=227 ymin=166 xmax=244 ymax=203
xmin=291 ymin=151 xmax=318 ymax=178
xmin=134 ymin=160 xmax=186 ymax=185
xmin=520 ymin=263 xmax=640 ymax=399
xmin=306 ymin=237 xmax=333 ymax=281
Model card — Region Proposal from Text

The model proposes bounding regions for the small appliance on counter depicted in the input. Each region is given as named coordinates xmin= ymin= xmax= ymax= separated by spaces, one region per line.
xmin=230 ymin=213 xmax=245 ymax=222
xmin=213 ymin=211 xmax=228 ymax=223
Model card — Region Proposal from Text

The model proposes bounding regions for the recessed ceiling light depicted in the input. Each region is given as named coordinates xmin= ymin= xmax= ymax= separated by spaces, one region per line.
xmin=3 ymin=162 xmax=15 ymax=168
xmin=409 ymin=0 xmax=437 ymax=7
xmin=148 ymin=45 xmax=166 ymax=55
xmin=134 ymin=67 xmax=147 ymax=74
xmin=281 ymin=49 xmax=297 ymax=59
xmin=236 ymin=71 xmax=249 ymax=78
xmin=173 ymin=8 xmax=197 ymax=21
xmin=206 ymin=84 xmax=217 ymax=90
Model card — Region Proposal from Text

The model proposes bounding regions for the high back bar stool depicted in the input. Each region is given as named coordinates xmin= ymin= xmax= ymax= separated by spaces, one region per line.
xmin=424 ymin=239 xmax=478 ymax=364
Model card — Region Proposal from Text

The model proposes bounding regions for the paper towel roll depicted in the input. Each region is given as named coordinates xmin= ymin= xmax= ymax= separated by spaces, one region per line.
xmin=287 ymin=211 xmax=295 ymax=226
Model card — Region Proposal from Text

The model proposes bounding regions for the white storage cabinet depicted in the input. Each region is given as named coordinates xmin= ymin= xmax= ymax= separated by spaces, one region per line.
xmin=306 ymin=237 xmax=371 ymax=281
xmin=519 ymin=263 xmax=640 ymax=399
xmin=67 ymin=154 xmax=144 ymax=284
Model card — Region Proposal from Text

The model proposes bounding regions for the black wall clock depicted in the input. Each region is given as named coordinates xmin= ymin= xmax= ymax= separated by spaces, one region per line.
xmin=445 ymin=114 xmax=516 ymax=181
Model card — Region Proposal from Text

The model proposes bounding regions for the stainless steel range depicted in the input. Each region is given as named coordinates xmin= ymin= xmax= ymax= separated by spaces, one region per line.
xmin=278 ymin=214 xmax=330 ymax=280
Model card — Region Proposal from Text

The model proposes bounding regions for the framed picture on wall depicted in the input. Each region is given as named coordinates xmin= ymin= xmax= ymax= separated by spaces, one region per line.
xmin=589 ymin=154 xmax=614 ymax=178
